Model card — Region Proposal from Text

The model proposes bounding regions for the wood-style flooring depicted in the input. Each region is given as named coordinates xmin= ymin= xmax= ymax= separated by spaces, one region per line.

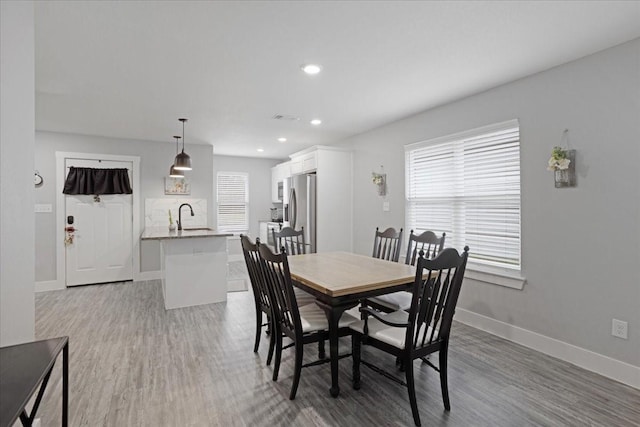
xmin=33 ymin=280 xmax=639 ymax=426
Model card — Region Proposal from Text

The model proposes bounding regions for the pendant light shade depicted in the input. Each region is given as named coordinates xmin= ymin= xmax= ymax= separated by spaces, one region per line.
xmin=173 ymin=118 xmax=192 ymax=171
xmin=169 ymin=135 xmax=184 ymax=178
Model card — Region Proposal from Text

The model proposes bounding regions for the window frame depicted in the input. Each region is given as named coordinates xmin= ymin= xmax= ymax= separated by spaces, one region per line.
xmin=405 ymin=119 xmax=525 ymax=289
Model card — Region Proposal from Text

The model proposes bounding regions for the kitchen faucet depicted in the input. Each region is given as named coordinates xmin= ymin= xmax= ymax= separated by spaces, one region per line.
xmin=177 ymin=203 xmax=194 ymax=231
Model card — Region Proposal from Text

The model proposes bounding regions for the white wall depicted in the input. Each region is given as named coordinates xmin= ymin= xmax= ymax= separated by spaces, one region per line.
xmin=1 ymin=1 xmax=36 ymax=346
xmin=35 ymin=131 xmax=215 ymax=279
xmin=338 ymin=39 xmax=640 ymax=368
xmin=212 ymin=155 xmax=282 ymax=239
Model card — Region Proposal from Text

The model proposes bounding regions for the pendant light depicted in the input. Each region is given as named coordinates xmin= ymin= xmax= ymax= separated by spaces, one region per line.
xmin=169 ymin=136 xmax=184 ymax=178
xmin=173 ymin=118 xmax=192 ymax=171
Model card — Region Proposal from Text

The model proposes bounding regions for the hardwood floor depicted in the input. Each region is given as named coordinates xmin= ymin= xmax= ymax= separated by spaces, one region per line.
xmin=34 ymin=281 xmax=639 ymax=426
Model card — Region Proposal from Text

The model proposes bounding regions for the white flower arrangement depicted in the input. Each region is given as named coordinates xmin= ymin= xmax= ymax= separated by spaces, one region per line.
xmin=372 ymin=172 xmax=385 ymax=185
xmin=547 ymin=146 xmax=571 ymax=171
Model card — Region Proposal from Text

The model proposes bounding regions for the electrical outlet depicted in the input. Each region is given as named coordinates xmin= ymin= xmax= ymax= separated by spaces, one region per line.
xmin=611 ymin=319 xmax=628 ymax=339
xmin=383 ymin=201 xmax=390 ymax=212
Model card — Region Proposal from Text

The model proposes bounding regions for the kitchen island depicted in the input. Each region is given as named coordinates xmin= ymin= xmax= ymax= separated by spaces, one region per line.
xmin=141 ymin=227 xmax=233 ymax=309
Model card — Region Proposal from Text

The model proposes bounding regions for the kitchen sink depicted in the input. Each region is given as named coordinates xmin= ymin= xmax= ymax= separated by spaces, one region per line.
xmin=183 ymin=227 xmax=214 ymax=231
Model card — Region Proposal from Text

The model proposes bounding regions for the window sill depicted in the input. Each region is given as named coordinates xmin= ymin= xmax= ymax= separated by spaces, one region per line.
xmin=464 ymin=265 xmax=526 ymax=290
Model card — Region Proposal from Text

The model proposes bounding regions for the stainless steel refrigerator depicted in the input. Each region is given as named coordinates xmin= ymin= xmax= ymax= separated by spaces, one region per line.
xmin=283 ymin=173 xmax=316 ymax=253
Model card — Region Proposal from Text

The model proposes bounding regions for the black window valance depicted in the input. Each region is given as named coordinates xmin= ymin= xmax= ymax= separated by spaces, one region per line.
xmin=63 ymin=167 xmax=132 ymax=195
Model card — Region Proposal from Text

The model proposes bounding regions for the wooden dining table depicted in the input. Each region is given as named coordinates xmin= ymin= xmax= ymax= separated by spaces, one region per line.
xmin=287 ymin=251 xmax=417 ymax=397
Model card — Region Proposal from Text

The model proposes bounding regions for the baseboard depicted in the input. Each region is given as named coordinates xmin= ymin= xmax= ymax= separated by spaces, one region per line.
xmin=35 ymin=280 xmax=64 ymax=293
xmin=455 ymin=308 xmax=640 ymax=390
xmin=137 ymin=270 xmax=161 ymax=281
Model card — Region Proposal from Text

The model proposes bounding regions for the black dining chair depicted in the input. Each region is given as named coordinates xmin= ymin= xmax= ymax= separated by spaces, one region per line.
xmin=372 ymin=227 xmax=403 ymax=262
xmin=240 ymin=235 xmax=276 ymax=365
xmin=271 ymin=225 xmax=316 ymax=307
xmin=272 ymin=226 xmax=306 ymax=255
xmin=350 ymin=246 xmax=469 ymax=426
xmin=257 ymin=243 xmax=357 ymax=399
xmin=368 ymin=230 xmax=446 ymax=312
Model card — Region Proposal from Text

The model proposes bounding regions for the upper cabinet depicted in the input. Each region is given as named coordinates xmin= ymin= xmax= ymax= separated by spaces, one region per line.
xmin=271 ymin=161 xmax=290 ymax=203
xmin=289 ymin=151 xmax=316 ymax=175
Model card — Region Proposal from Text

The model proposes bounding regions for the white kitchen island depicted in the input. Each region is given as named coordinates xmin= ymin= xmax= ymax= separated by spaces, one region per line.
xmin=141 ymin=227 xmax=233 ymax=310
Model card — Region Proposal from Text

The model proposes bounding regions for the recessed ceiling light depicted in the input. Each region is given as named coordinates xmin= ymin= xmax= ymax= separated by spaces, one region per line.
xmin=257 ymin=148 xmax=264 ymax=152
xmin=277 ymin=137 xmax=287 ymax=142
xmin=301 ymin=64 xmax=322 ymax=75
xmin=310 ymin=119 xmax=322 ymax=126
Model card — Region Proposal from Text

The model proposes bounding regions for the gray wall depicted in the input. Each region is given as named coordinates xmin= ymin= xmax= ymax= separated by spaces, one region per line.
xmin=35 ymin=131 xmax=215 ymax=278
xmin=1 ymin=0 xmax=36 ymax=346
xmin=212 ymin=155 xmax=282 ymax=239
xmin=337 ymin=39 xmax=640 ymax=366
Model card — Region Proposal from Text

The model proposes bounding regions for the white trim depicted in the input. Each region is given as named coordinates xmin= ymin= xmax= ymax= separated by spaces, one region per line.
xmin=35 ymin=280 xmax=64 ymax=293
xmin=138 ymin=271 xmax=162 ymax=281
xmin=465 ymin=266 xmax=526 ymax=290
xmin=455 ymin=308 xmax=640 ymax=389
xmin=55 ymin=152 xmax=141 ymax=288
xmin=289 ymin=144 xmax=351 ymax=158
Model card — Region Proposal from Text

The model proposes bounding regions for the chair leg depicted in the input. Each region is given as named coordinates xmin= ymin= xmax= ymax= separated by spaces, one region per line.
xmin=272 ymin=328 xmax=283 ymax=381
xmin=439 ymin=347 xmax=451 ymax=411
xmin=352 ymin=334 xmax=361 ymax=390
xmin=253 ymin=306 xmax=262 ymax=353
xmin=405 ymin=358 xmax=421 ymax=426
xmin=289 ymin=341 xmax=304 ymax=400
xmin=266 ymin=317 xmax=276 ymax=366
xmin=318 ymin=339 xmax=326 ymax=359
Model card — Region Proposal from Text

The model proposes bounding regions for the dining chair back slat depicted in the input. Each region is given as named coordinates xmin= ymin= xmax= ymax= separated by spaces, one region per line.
xmin=372 ymin=227 xmax=403 ymax=262
xmin=273 ymin=226 xmax=306 ymax=255
xmin=405 ymin=230 xmax=446 ymax=265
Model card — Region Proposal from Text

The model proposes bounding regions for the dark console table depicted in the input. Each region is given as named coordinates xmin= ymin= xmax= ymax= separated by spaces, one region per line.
xmin=0 ymin=337 xmax=69 ymax=427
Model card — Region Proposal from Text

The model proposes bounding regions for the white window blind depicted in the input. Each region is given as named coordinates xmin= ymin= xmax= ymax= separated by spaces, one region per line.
xmin=405 ymin=120 xmax=521 ymax=272
xmin=217 ymin=172 xmax=249 ymax=232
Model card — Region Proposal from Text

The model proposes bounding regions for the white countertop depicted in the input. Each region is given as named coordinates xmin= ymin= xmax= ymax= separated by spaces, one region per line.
xmin=141 ymin=226 xmax=233 ymax=240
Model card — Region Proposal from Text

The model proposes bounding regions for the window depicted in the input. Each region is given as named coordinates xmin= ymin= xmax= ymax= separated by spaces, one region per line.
xmin=217 ymin=172 xmax=249 ymax=232
xmin=405 ymin=119 xmax=521 ymax=274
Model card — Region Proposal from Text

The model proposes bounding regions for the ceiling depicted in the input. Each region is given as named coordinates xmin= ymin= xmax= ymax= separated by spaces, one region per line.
xmin=35 ymin=1 xmax=640 ymax=159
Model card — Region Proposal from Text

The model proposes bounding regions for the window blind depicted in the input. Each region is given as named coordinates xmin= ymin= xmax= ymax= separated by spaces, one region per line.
xmin=405 ymin=120 xmax=521 ymax=271
xmin=217 ymin=172 xmax=249 ymax=232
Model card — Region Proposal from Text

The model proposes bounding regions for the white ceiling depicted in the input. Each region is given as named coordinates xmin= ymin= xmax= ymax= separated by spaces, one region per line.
xmin=35 ymin=1 xmax=640 ymax=159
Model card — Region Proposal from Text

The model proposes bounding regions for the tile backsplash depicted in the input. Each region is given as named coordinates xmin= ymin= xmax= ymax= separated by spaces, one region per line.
xmin=145 ymin=198 xmax=207 ymax=228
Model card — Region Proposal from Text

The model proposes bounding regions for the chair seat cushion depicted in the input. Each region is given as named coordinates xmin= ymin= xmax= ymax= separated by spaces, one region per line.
xmin=351 ymin=311 xmax=438 ymax=349
xmin=294 ymin=288 xmax=316 ymax=307
xmin=299 ymin=303 xmax=358 ymax=333
xmin=368 ymin=291 xmax=413 ymax=311
xmin=350 ymin=310 xmax=410 ymax=349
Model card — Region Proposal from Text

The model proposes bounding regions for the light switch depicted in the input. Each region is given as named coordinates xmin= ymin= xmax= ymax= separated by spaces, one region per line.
xmin=383 ymin=201 xmax=390 ymax=212
xmin=35 ymin=204 xmax=53 ymax=213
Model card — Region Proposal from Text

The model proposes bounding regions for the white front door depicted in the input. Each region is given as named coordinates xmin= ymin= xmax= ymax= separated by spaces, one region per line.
xmin=65 ymin=159 xmax=133 ymax=286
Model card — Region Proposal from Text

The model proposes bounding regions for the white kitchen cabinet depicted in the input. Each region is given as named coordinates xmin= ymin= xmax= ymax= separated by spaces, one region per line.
xmin=271 ymin=165 xmax=280 ymax=203
xmin=271 ymin=162 xmax=291 ymax=203
xmin=270 ymin=146 xmax=352 ymax=253
xmin=301 ymin=152 xmax=317 ymax=173
xmin=289 ymin=159 xmax=302 ymax=175
xmin=288 ymin=152 xmax=317 ymax=175
xmin=289 ymin=146 xmax=353 ymax=252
